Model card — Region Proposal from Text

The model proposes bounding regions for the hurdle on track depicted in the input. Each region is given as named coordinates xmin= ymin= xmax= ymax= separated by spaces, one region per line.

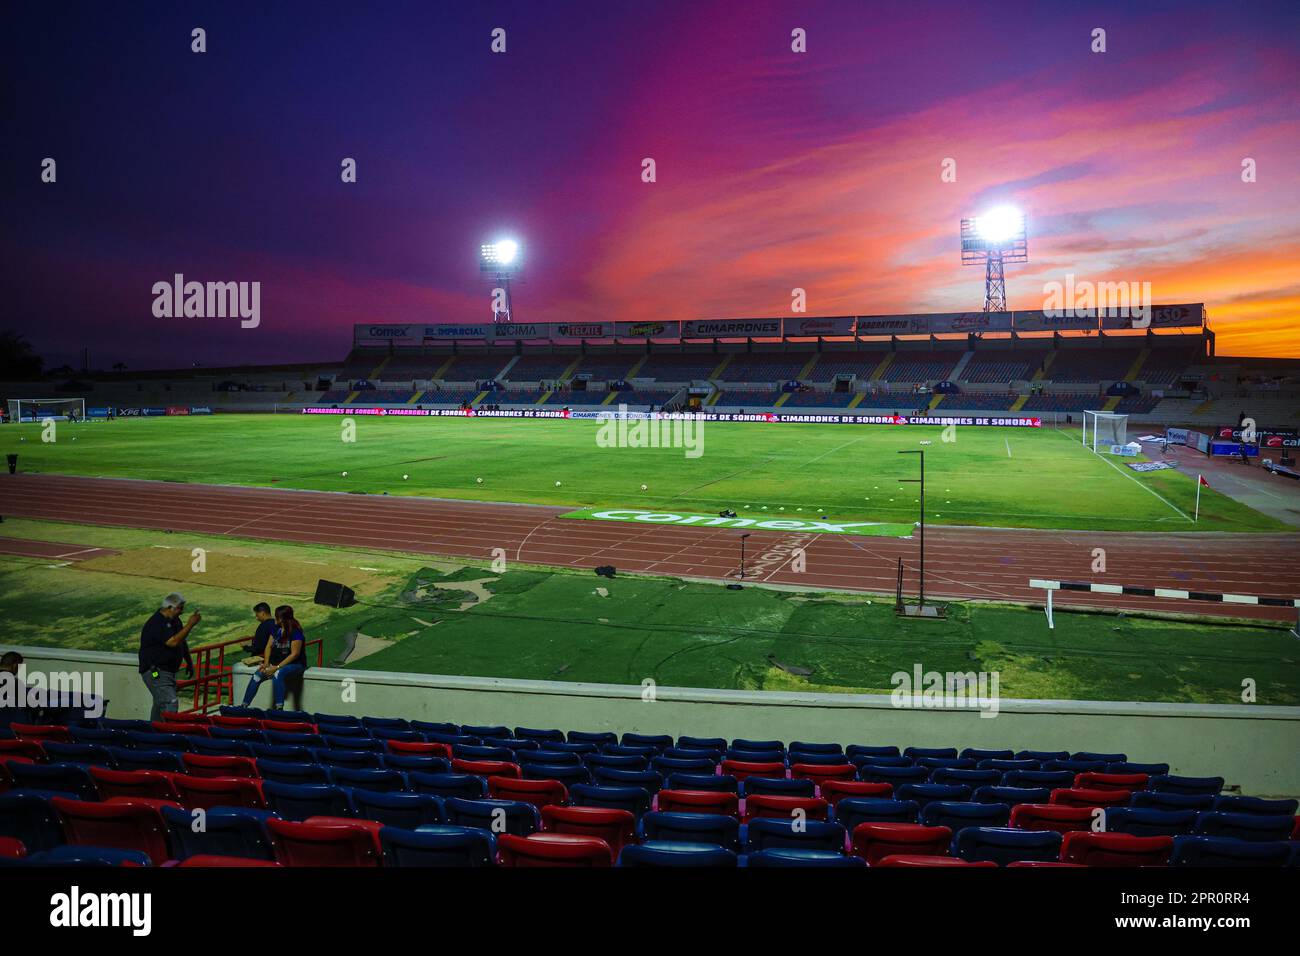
xmin=1029 ymin=578 xmax=1300 ymax=637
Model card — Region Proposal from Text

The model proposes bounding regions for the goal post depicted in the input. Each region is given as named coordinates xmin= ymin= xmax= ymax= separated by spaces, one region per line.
xmin=5 ymin=398 xmax=87 ymax=423
xmin=1082 ymin=410 xmax=1128 ymax=453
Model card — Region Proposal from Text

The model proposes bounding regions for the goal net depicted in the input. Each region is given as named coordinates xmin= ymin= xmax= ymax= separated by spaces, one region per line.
xmin=1082 ymin=410 xmax=1128 ymax=453
xmin=6 ymin=398 xmax=87 ymax=423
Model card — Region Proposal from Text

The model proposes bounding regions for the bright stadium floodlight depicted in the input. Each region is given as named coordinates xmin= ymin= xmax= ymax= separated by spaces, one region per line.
xmin=479 ymin=237 xmax=523 ymax=322
xmin=961 ymin=206 xmax=1028 ymax=314
xmin=974 ymin=206 xmax=1024 ymax=244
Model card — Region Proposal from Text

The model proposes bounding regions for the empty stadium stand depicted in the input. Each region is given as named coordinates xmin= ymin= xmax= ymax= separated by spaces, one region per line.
xmin=3 ymin=710 xmax=1289 ymax=868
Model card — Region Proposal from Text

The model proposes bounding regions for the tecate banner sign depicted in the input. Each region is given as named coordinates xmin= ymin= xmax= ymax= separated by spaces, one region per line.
xmin=550 ymin=321 xmax=615 ymax=341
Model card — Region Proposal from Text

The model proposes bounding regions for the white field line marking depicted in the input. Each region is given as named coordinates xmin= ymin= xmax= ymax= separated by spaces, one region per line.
xmin=1054 ymin=429 xmax=1192 ymax=523
xmin=802 ymin=436 xmax=866 ymax=467
xmin=1005 ymin=438 xmax=1012 ymax=458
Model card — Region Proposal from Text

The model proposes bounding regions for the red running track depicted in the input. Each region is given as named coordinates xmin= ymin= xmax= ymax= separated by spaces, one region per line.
xmin=2 ymin=473 xmax=1296 ymax=622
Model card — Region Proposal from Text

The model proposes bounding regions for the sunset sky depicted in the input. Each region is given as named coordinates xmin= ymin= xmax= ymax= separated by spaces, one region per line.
xmin=3 ymin=0 xmax=1298 ymax=368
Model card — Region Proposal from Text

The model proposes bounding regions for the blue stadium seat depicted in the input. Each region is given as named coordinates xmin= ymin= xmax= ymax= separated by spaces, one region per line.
xmin=367 ymin=728 xmax=423 ymax=744
xmin=1130 ymin=791 xmax=1215 ymax=811
xmin=904 ymin=747 xmax=958 ymax=760
xmin=920 ymin=801 xmax=1010 ymax=833
xmin=789 ymin=741 xmax=843 ymax=756
xmin=896 ymin=783 xmax=973 ymax=809
xmin=0 ymin=792 xmax=66 ymax=852
xmin=917 ymin=757 xmax=977 ymax=771
xmin=68 ymin=727 xmax=130 ymax=748
xmin=1149 ymin=774 xmax=1223 ymax=796
xmin=1210 ymin=795 xmax=1298 ymax=817
xmin=265 ymin=731 xmax=325 ymax=749
xmin=1170 ymin=835 xmax=1292 ymax=867
xmin=262 ymin=782 xmax=353 ymax=821
xmin=1073 ymin=751 xmax=1126 ymax=764
xmin=106 ymin=747 xmax=184 ymax=773
xmin=1015 ymin=750 xmax=1068 ymax=762
xmin=1103 ymin=807 xmax=1199 ymax=838
xmin=519 ymin=762 xmax=590 ymax=787
xmin=461 ymin=724 xmax=509 ymax=739
xmin=453 ymin=745 xmax=513 ymax=762
xmin=831 ymin=798 xmax=919 ymax=830
xmin=960 ymin=748 xmax=1014 ymax=762
xmin=667 ymin=773 xmax=737 ymax=793
xmin=220 ymin=706 xmax=264 ymax=719
xmin=639 ymin=811 xmax=741 ymax=851
xmin=255 ymin=759 xmax=330 ymax=786
xmin=8 ymin=762 xmax=97 ymax=800
xmin=190 ymin=738 xmax=255 ymax=758
xmin=314 ymin=748 xmax=383 ymax=769
xmin=651 ymin=756 xmax=715 ymax=777
xmin=846 ymin=745 xmax=901 ymax=760
xmin=677 ymin=736 xmax=728 ymax=752
xmin=1043 ymin=759 xmax=1106 ymax=774
xmin=591 ymin=767 xmax=664 ymax=792
xmin=585 ymin=754 xmax=649 ymax=772
xmin=979 ymin=759 xmax=1040 ymax=773
xmin=100 ymin=718 xmax=155 ymax=733
xmin=381 ymin=825 xmax=496 ymax=867
xmin=1193 ymin=812 xmax=1294 ymax=843
xmin=210 ymin=727 xmax=264 ymax=743
xmin=402 ymin=770 xmax=486 ymax=800
xmin=859 ymin=765 xmax=928 ymax=788
xmin=605 ymin=744 xmax=660 ymax=760
xmin=850 ymin=755 xmax=913 ymax=769
xmin=126 ymin=731 xmax=191 ymax=753
xmin=931 ymin=768 xmax=1001 ymax=788
xmin=741 ymin=777 xmax=816 ymax=799
xmin=313 ymin=713 xmax=363 ymax=728
xmin=513 ymin=727 xmax=565 ymax=744
xmin=21 ymin=845 xmax=152 ymax=867
xmin=443 ymin=797 xmax=540 ymax=837
xmin=617 ymin=841 xmax=738 ymax=867
xmin=747 ymin=848 xmax=865 ymax=867
xmin=972 ymin=786 xmax=1052 ymax=806
xmin=568 ymin=731 xmax=618 ymax=747
xmin=1003 ymin=770 xmax=1073 ymax=790
xmin=350 ymin=789 xmax=445 ymax=829
xmin=249 ymin=744 xmax=310 ymax=762
xmin=322 ymin=735 xmax=383 ymax=752
xmin=745 ymin=818 xmax=846 ymax=855
xmin=733 ymin=738 xmax=784 ymax=754
xmin=569 ymin=784 xmax=652 ymax=818
xmin=328 ymin=767 xmax=405 ymax=793
xmin=953 ymin=826 xmax=1062 ymax=866
xmin=725 ymin=748 xmax=786 ymax=764
xmin=1106 ymin=761 xmax=1169 ymax=775
xmin=513 ymin=749 xmax=579 ymax=766
xmin=362 ymin=716 xmax=412 ymax=731
xmin=161 ymin=805 xmax=277 ymax=861
xmin=41 ymin=742 xmax=115 ymax=768
xmin=383 ymin=755 xmax=452 ymax=775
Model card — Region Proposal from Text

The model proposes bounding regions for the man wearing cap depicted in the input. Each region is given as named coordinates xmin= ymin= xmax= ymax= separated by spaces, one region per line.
xmin=138 ymin=593 xmax=201 ymax=721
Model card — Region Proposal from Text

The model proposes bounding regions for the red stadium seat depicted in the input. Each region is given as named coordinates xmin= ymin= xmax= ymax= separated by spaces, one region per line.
xmin=1073 ymin=772 xmax=1148 ymax=793
xmin=851 ymin=823 xmax=954 ymax=865
xmin=161 ymin=711 xmax=210 ymax=725
xmin=51 ymin=796 xmax=171 ymax=865
xmin=1006 ymin=861 xmax=1086 ymax=867
xmin=1050 ymin=787 xmax=1131 ymax=809
xmin=487 ymin=775 xmax=568 ymax=810
xmin=497 ymin=833 xmax=612 ymax=867
xmin=174 ymin=774 xmax=267 ymax=811
xmin=743 ymin=794 xmax=829 ymax=823
xmin=90 ymin=767 xmax=182 ymax=803
xmin=790 ymin=763 xmax=857 ymax=786
xmin=153 ymin=721 xmax=210 ymax=738
xmin=0 ymin=739 xmax=47 ymax=762
xmin=261 ymin=719 xmax=316 ymax=735
xmin=11 ymin=723 xmax=71 ymax=743
xmin=303 ymin=817 xmax=383 ymax=853
xmin=181 ymin=753 xmax=260 ymax=779
xmin=178 ymin=855 xmax=282 ymax=867
xmin=876 ymin=855 xmax=996 ymax=868
xmin=0 ymin=755 xmax=35 ymax=791
xmin=1060 ymin=831 xmax=1173 ymax=867
xmin=451 ymin=758 xmax=521 ymax=779
xmin=657 ymin=789 xmax=740 ymax=818
xmin=0 ymin=836 xmax=26 ymax=858
xmin=1010 ymin=804 xmax=1097 ymax=834
xmin=387 ymin=740 xmax=452 ymax=760
xmin=210 ymin=715 xmax=261 ymax=730
xmin=267 ymin=818 xmax=381 ymax=867
xmin=540 ymin=805 xmax=636 ymax=860
xmin=720 ymin=759 xmax=786 ymax=781
xmin=1293 ymin=816 xmax=1300 ymax=841
xmin=818 ymin=780 xmax=893 ymax=804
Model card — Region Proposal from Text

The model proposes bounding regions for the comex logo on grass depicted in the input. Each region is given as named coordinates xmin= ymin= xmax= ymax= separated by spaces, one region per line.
xmin=50 ymin=887 xmax=151 ymax=936
xmin=595 ymin=405 xmax=704 ymax=459
xmin=891 ymin=664 xmax=1001 ymax=718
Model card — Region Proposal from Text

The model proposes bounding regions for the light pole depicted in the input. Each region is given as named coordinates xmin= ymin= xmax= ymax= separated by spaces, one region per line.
xmin=728 ymin=532 xmax=751 ymax=590
xmin=898 ymin=449 xmax=926 ymax=611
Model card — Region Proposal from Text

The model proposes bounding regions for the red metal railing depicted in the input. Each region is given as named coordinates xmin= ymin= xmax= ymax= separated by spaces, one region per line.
xmin=176 ymin=635 xmax=324 ymax=716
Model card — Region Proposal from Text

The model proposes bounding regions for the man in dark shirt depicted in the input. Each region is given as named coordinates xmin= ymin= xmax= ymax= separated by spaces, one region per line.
xmin=138 ymin=593 xmax=201 ymax=721
xmin=249 ymin=602 xmax=276 ymax=658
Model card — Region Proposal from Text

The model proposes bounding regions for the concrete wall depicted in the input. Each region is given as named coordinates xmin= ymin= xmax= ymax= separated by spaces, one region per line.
xmin=14 ymin=645 xmax=1300 ymax=799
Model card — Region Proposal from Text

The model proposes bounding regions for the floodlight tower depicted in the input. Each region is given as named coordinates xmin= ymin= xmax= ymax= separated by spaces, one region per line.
xmin=960 ymin=206 xmax=1027 ymax=313
xmin=480 ymin=238 xmax=521 ymax=323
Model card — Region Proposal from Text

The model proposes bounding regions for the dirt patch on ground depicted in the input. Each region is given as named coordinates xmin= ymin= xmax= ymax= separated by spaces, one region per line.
xmin=75 ymin=545 xmax=392 ymax=598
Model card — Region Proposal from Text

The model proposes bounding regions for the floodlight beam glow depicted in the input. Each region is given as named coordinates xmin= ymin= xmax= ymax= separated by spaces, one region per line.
xmin=974 ymin=206 xmax=1024 ymax=243
xmin=482 ymin=238 xmax=520 ymax=265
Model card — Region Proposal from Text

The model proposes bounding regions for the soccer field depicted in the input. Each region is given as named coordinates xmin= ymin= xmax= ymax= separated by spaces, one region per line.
xmin=0 ymin=414 xmax=1282 ymax=532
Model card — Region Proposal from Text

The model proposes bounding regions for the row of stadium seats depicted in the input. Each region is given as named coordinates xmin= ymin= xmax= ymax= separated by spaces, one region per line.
xmin=2 ymin=711 xmax=1295 ymax=867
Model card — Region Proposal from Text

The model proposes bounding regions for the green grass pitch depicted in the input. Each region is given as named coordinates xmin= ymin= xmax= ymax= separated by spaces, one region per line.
xmin=0 ymin=414 xmax=1282 ymax=532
